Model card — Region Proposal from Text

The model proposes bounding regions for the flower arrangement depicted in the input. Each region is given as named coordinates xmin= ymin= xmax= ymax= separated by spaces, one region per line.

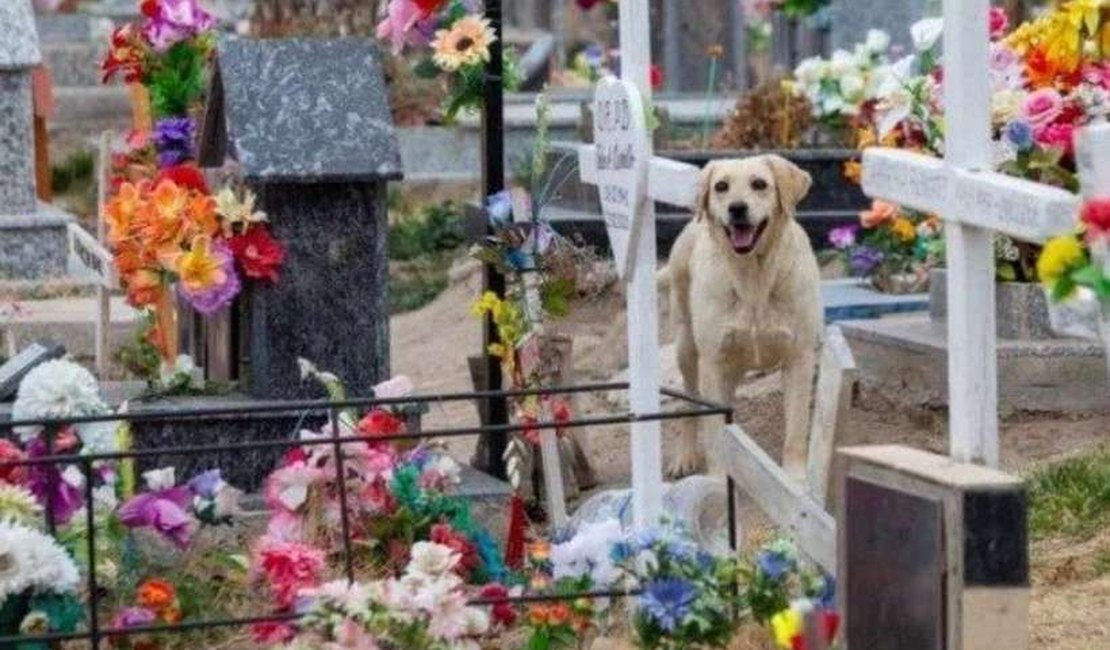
xmin=611 ymin=524 xmax=744 ymax=650
xmin=826 ymin=200 xmax=943 ymax=293
xmin=743 ymin=540 xmax=839 ymax=650
xmin=101 ymin=1 xmax=286 ymax=376
xmin=376 ymin=0 xmax=521 ymax=120
xmin=809 ymin=2 xmax=1110 ymax=285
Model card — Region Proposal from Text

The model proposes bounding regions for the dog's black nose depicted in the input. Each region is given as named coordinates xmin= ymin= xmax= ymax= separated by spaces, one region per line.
xmin=728 ymin=203 xmax=749 ymax=225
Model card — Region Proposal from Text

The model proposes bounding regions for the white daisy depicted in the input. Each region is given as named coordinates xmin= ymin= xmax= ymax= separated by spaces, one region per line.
xmin=0 ymin=520 xmax=80 ymax=602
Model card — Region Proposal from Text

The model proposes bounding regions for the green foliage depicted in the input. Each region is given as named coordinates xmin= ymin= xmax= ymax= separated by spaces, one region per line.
xmin=780 ymin=0 xmax=832 ymax=17
xmin=1028 ymin=447 xmax=1110 ymax=540
xmin=389 ymin=203 xmax=465 ymax=261
xmin=115 ymin=313 xmax=162 ymax=381
xmin=148 ymin=42 xmax=207 ymax=118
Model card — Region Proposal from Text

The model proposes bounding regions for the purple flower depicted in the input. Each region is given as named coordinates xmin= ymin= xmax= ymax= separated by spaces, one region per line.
xmin=153 ymin=117 xmax=196 ymax=168
xmin=187 ymin=469 xmax=222 ymax=499
xmin=640 ymin=578 xmax=697 ymax=632
xmin=111 ymin=607 xmax=157 ymax=630
xmin=1004 ymin=120 xmax=1034 ymax=151
xmin=118 ymin=486 xmax=194 ymax=549
xmin=25 ymin=438 xmax=85 ymax=525
xmin=178 ymin=241 xmax=241 ymax=315
xmin=143 ymin=0 xmax=217 ymax=52
xmin=828 ymin=225 xmax=858 ymax=250
xmin=849 ymin=246 xmax=885 ymax=276
xmin=756 ymin=548 xmax=796 ymax=581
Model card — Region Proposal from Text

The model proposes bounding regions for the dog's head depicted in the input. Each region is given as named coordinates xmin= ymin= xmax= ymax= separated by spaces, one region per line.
xmin=697 ymin=155 xmax=812 ymax=255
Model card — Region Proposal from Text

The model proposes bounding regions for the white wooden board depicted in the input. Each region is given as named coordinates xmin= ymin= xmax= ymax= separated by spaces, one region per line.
xmin=67 ymin=223 xmax=118 ymax=290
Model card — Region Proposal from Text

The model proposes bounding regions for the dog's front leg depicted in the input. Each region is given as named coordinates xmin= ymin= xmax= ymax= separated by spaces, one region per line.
xmin=781 ymin=348 xmax=816 ymax=481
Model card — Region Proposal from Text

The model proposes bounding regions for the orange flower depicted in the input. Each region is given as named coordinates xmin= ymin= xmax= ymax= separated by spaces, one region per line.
xmin=546 ymin=603 xmax=572 ymax=626
xmin=843 ymin=160 xmax=862 ymax=184
xmin=137 ymin=579 xmax=176 ymax=611
xmin=889 ymin=217 xmax=917 ymax=242
xmin=175 ymin=236 xmax=226 ymax=292
xmin=185 ymin=193 xmax=219 ymax=239
xmin=528 ymin=540 xmax=551 ymax=562
xmin=160 ymin=606 xmax=183 ymax=624
xmin=1025 ymin=46 xmax=1061 ymax=88
xmin=860 ymin=200 xmax=898 ymax=229
xmin=105 ymin=182 xmax=144 ymax=246
xmin=126 ymin=269 xmax=163 ymax=307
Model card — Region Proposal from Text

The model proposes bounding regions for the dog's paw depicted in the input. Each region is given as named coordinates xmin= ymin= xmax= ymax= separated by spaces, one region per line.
xmin=667 ymin=449 xmax=707 ymax=479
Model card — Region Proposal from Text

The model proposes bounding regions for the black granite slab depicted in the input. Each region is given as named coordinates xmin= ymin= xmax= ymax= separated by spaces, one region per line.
xmin=201 ymin=36 xmax=403 ymax=183
xmin=963 ymin=489 xmax=1029 ymax=587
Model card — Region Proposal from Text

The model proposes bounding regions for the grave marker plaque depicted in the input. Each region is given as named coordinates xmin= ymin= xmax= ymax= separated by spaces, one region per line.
xmin=838 ymin=446 xmax=1029 ymax=650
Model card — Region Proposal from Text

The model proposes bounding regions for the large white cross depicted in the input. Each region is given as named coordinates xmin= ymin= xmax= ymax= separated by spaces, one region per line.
xmin=860 ymin=0 xmax=1097 ymax=467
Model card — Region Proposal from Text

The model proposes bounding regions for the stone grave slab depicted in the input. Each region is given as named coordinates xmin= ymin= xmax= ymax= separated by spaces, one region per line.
xmin=822 ymin=278 xmax=929 ymax=322
xmin=839 ymin=315 xmax=1110 ymax=414
xmin=837 ymin=445 xmax=1029 ymax=650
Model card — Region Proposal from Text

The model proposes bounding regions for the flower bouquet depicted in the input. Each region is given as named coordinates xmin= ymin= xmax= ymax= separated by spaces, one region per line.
xmin=826 ymin=200 xmax=943 ymax=294
xmin=101 ymin=1 xmax=286 ymax=380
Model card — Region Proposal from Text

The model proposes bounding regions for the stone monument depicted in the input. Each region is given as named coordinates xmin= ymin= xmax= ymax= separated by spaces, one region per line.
xmin=837 ymin=445 xmax=1029 ymax=650
xmin=0 ymin=0 xmax=71 ymax=281
xmin=198 ymin=37 xmax=403 ymax=399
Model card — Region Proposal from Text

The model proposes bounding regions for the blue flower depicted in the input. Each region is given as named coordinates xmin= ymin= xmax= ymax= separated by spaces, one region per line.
xmin=610 ymin=540 xmax=635 ymax=564
xmin=756 ymin=548 xmax=796 ymax=582
xmin=504 ymin=247 xmax=535 ymax=271
xmin=640 ymin=578 xmax=697 ymax=632
xmin=813 ymin=573 xmax=837 ymax=609
xmin=1004 ymin=120 xmax=1034 ymax=151
xmin=584 ymin=44 xmax=605 ymax=69
xmin=696 ymin=551 xmax=716 ymax=573
xmin=486 ymin=191 xmax=513 ymax=228
xmin=849 ymin=246 xmax=884 ymax=276
xmin=187 ymin=469 xmax=222 ymax=499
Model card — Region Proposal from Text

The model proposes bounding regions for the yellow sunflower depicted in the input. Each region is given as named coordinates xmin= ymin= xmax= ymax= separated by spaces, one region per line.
xmin=432 ymin=16 xmax=496 ymax=72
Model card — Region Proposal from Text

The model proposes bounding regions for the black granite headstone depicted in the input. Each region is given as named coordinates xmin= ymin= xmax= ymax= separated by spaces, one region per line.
xmin=199 ymin=37 xmax=403 ymax=399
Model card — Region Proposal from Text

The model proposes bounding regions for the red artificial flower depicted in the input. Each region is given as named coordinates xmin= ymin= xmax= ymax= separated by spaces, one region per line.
xmin=250 ymin=621 xmax=296 ymax=645
xmin=1035 ymin=122 xmax=1076 ymax=158
xmin=101 ymin=24 xmax=146 ymax=84
xmin=1081 ymin=198 xmax=1110 ymax=235
xmin=480 ymin=583 xmax=519 ymax=628
xmin=154 ymin=164 xmax=209 ymax=194
xmin=0 ymin=440 xmax=27 ymax=485
xmin=821 ymin=610 xmax=841 ymax=642
xmin=413 ymin=0 xmax=448 ymax=17
xmin=228 ymin=227 xmax=285 ymax=283
xmin=430 ymin=523 xmax=481 ymax=576
xmin=550 ymin=398 xmax=571 ymax=423
xmin=576 ymin=0 xmax=606 ymax=9
xmin=357 ymin=409 xmax=405 ymax=438
xmin=282 ymin=447 xmax=309 ymax=467
xmin=650 ymin=64 xmax=664 ymax=91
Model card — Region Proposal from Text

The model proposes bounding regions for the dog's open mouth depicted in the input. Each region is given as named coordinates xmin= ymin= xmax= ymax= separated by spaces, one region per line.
xmin=727 ymin=221 xmax=767 ymax=254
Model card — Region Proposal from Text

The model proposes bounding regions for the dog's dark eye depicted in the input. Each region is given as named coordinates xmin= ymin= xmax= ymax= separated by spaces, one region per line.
xmin=750 ymin=178 xmax=769 ymax=191
xmin=714 ymin=180 xmax=730 ymax=193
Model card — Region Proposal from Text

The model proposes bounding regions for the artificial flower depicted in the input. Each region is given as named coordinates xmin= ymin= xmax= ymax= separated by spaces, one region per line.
xmin=373 ymin=375 xmax=414 ymax=400
xmin=432 ymin=16 xmax=496 ymax=72
xmin=155 ymin=163 xmax=208 ymax=193
xmin=989 ymin=7 xmax=1010 ymax=41
xmin=1037 ymin=235 xmax=1086 ymax=290
xmin=376 ymin=0 xmax=439 ymax=53
xmin=1081 ymin=198 xmax=1110 ymax=236
xmin=860 ymin=200 xmax=897 ymax=228
xmin=771 ymin=606 xmax=804 ymax=648
xmin=849 ymin=246 xmax=885 ymax=276
xmin=265 ymin=463 xmax=327 ymax=513
xmin=756 ymin=541 xmax=798 ymax=581
xmin=11 ymin=359 xmax=109 ymax=441
xmin=214 ymin=187 xmax=267 ymax=234
xmin=110 ymin=606 xmax=157 ymax=630
xmin=357 ymin=409 xmax=405 ymax=440
xmin=177 ymin=238 xmax=241 ymax=315
xmin=0 ymin=520 xmax=81 ymax=602
xmin=117 ymin=468 xmax=194 ymax=549
xmin=136 ymin=578 xmax=177 ymax=612
xmin=480 ymin=583 xmax=518 ymax=628
xmin=101 ymin=24 xmax=146 ymax=84
xmin=486 ymin=190 xmax=513 ymax=228
xmin=1021 ymin=87 xmax=1065 ymax=127
xmin=1004 ymin=119 xmax=1034 ymax=150
xmin=152 ymin=117 xmax=196 ymax=168
xmin=408 ymin=540 xmax=461 ymax=579
xmin=911 ymin=18 xmax=944 ymax=53
xmin=890 ymin=217 xmax=917 ymax=242
xmin=228 ymin=226 xmax=285 ymax=283
xmin=828 ymin=225 xmax=858 ymax=250
xmin=0 ymin=484 xmax=41 ymax=524
xmin=640 ymin=578 xmax=697 ymax=633
xmin=256 ymin=540 xmax=326 ymax=608
xmin=141 ymin=0 xmax=218 ymax=52
xmin=0 ymin=440 xmax=27 ymax=485
xmin=430 ymin=523 xmax=481 ymax=577
xmin=1034 ymin=122 xmax=1077 ymax=157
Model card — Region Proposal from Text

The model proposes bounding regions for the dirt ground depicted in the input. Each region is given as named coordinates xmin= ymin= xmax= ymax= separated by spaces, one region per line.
xmin=392 ymin=259 xmax=1110 ymax=650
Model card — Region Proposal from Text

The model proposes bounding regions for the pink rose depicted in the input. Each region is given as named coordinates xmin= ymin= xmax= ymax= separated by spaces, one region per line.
xmin=989 ymin=7 xmax=1009 ymax=40
xmin=1035 ymin=123 xmax=1076 ymax=157
xmin=1081 ymin=62 xmax=1110 ymax=90
xmin=1022 ymin=88 xmax=1064 ymax=127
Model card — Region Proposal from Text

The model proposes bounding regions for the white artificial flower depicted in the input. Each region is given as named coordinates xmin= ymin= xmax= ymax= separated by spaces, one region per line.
xmin=991 ymin=89 xmax=1026 ymax=126
xmin=407 ymin=542 xmax=460 ymax=579
xmin=373 ymin=375 xmax=414 ymax=399
xmin=92 ymin=485 xmax=118 ymax=512
xmin=827 ymin=49 xmax=855 ymax=77
xmin=793 ymin=57 xmax=824 ymax=87
xmin=865 ymin=29 xmax=891 ymax=54
xmin=0 ymin=520 xmax=80 ymax=601
xmin=839 ymin=72 xmax=866 ymax=101
xmin=426 ymin=455 xmax=462 ymax=486
xmin=142 ymin=467 xmax=176 ymax=491
xmin=61 ymin=465 xmax=85 ymax=491
xmin=552 ymin=519 xmax=624 ymax=588
xmin=0 ymin=485 xmax=42 ymax=525
xmin=12 ymin=359 xmax=107 ymax=441
xmin=911 ymin=18 xmax=944 ymax=53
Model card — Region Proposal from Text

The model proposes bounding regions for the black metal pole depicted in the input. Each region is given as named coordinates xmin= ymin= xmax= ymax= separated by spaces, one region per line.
xmin=481 ymin=0 xmax=509 ymax=479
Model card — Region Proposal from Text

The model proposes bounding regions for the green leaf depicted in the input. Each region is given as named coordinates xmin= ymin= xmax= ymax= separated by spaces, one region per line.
xmin=412 ymin=57 xmax=441 ymax=80
xmin=997 ymin=262 xmax=1018 ymax=282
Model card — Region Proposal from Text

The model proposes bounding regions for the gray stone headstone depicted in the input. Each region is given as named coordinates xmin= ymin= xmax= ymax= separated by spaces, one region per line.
xmin=0 ymin=0 xmax=41 ymax=217
xmin=838 ymin=446 xmax=1030 ymax=650
xmin=199 ymin=37 xmax=402 ymax=399
xmin=829 ymin=0 xmax=929 ymax=54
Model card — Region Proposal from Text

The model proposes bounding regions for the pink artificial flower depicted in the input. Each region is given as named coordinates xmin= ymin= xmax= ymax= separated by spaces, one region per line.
xmin=329 ymin=619 xmax=383 ymax=650
xmin=1022 ymin=88 xmax=1065 ymax=127
xmin=1035 ymin=122 xmax=1076 ymax=157
xmin=989 ymin=7 xmax=1009 ymax=40
xmin=118 ymin=485 xmax=194 ymax=549
xmin=264 ymin=511 xmax=307 ymax=544
xmin=989 ymin=43 xmax=1025 ymax=91
xmin=376 ymin=0 xmax=438 ymax=53
xmin=256 ymin=540 xmax=326 ymax=609
xmin=264 ymin=463 xmax=327 ymax=513
xmin=251 ymin=621 xmax=298 ymax=645
xmin=1081 ymin=62 xmax=1110 ymax=90
xmin=141 ymin=0 xmax=217 ymax=52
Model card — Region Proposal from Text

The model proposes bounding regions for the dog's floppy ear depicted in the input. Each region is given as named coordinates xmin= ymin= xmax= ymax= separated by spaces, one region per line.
xmin=695 ymin=161 xmax=718 ymax=222
xmin=767 ymin=155 xmax=812 ymax=214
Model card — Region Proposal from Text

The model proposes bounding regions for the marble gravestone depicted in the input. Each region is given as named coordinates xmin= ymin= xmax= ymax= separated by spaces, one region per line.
xmin=837 ymin=446 xmax=1029 ymax=650
xmin=198 ymin=37 xmax=403 ymax=399
xmin=0 ymin=0 xmax=71 ymax=281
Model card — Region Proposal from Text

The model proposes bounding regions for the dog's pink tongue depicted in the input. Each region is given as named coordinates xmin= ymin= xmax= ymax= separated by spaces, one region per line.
xmin=730 ymin=225 xmax=756 ymax=250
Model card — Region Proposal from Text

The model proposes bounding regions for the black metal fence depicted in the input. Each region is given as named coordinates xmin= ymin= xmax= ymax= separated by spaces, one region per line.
xmin=0 ymin=382 xmax=734 ymax=647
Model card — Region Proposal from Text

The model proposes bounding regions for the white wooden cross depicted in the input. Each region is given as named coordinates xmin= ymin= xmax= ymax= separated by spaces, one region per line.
xmin=572 ymin=0 xmax=703 ymax=527
xmin=860 ymin=0 xmax=1089 ymax=467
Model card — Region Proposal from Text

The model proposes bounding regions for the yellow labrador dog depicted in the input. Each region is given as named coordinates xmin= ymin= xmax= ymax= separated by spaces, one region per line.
xmin=665 ymin=155 xmax=822 ymax=479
